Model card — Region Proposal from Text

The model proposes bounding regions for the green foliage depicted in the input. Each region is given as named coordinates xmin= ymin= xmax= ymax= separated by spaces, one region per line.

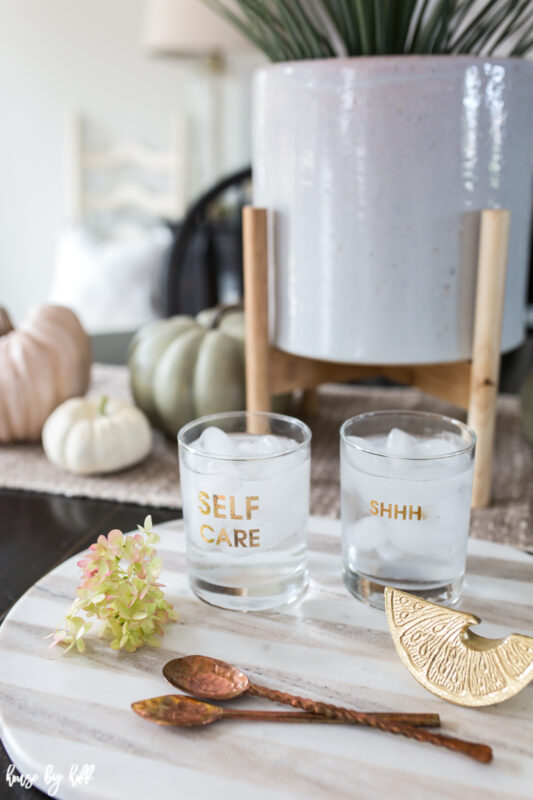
xmin=203 ymin=0 xmax=533 ymax=60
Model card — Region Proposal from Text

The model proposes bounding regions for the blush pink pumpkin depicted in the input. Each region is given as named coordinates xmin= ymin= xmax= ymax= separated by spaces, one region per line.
xmin=0 ymin=305 xmax=91 ymax=442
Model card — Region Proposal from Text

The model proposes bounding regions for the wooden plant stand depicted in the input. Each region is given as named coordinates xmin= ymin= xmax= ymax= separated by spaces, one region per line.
xmin=243 ymin=207 xmax=511 ymax=509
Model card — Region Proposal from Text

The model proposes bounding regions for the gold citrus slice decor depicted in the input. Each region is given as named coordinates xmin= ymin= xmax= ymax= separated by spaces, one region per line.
xmin=385 ymin=587 xmax=533 ymax=707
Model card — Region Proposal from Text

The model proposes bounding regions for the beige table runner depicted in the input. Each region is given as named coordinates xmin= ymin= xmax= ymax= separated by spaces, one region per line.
xmin=0 ymin=364 xmax=531 ymax=550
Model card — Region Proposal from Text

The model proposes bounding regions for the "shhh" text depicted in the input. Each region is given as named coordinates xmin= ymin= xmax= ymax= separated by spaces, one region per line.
xmin=370 ymin=501 xmax=423 ymax=520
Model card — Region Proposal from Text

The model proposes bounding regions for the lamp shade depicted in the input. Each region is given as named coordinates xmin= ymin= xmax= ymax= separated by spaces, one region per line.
xmin=144 ymin=0 xmax=254 ymax=55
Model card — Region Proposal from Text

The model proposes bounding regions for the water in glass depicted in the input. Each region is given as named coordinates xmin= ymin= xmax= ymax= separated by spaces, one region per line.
xmin=341 ymin=416 xmax=475 ymax=609
xmin=180 ymin=421 xmax=310 ymax=611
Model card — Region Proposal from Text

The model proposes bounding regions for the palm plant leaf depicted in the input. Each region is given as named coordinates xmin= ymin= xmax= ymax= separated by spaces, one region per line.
xmin=451 ymin=0 xmax=519 ymax=53
xmin=201 ymin=0 xmax=289 ymax=60
xmin=326 ymin=0 xmax=361 ymax=54
xmin=429 ymin=0 xmax=455 ymax=53
xmin=351 ymin=0 xmax=375 ymax=54
xmin=202 ymin=0 xmax=533 ymax=60
xmin=395 ymin=0 xmax=419 ymax=53
xmin=374 ymin=0 xmax=394 ymax=54
xmin=488 ymin=0 xmax=532 ymax=54
xmin=286 ymin=1 xmax=336 ymax=58
xmin=410 ymin=0 xmax=455 ymax=53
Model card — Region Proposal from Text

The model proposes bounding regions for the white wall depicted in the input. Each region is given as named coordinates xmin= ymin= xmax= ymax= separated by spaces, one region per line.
xmin=0 ymin=0 xmax=256 ymax=322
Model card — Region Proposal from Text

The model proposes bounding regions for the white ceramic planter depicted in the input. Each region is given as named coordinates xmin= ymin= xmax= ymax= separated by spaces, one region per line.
xmin=252 ymin=57 xmax=533 ymax=364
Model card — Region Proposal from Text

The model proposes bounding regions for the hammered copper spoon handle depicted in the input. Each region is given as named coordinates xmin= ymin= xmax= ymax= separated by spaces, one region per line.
xmin=250 ymin=684 xmax=491 ymax=762
xmin=248 ymin=682 xmax=438 ymax=727
xmin=163 ymin=655 xmax=440 ymax=728
xmin=133 ymin=695 xmax=492 ymax=764
xmin=378 ymin=722 xmax=492 ymax=763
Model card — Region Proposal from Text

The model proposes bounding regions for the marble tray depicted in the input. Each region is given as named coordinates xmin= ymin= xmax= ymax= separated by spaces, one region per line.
xmin=0 ymin=517 xmax=532 ymax=800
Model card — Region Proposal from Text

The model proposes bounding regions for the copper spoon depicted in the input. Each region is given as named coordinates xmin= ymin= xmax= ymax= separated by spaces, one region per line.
xmin=163 ymin=655 xmax=440 ymax=728
xmin=133 ymin=694 xmax=492 ymax=764
xmin=132 ymin=695 xmax=348 ymax=727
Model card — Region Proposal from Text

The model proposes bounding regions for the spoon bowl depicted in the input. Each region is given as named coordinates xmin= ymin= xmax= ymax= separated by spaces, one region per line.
xmin=163 ymin=655 xmax=250 ymax=700
xmin=132 ymin=695 xmax=225 ymax=727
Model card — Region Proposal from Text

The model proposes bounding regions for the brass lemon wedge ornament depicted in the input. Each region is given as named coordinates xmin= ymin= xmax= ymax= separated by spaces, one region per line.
xmin=385 ymin=587 xmax=533 ymax=707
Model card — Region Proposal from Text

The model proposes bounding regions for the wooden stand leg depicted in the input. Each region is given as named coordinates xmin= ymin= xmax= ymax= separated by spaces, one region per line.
xmin=243 ymin=207 xmax=271 ymax=432
xmin=468 ymin=209 xmax=510 ymax=509
xmin=242 ymin=205 xmax=510 ymax=509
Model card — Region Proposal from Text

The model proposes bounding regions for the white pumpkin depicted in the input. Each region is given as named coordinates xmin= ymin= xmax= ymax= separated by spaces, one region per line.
xmin=42 ymin=396 xmax=152 ymax=475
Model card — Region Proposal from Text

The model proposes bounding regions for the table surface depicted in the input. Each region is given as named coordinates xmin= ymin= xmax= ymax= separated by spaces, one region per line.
xmin=1 ymin=513 xmax=532 ymax=800
xmin=0 ymin=488 xmax=177 ymax=799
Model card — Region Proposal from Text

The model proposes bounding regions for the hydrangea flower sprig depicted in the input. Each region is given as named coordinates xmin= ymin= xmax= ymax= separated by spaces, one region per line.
xmin=48 ymin=516 xmax=177 ymax=653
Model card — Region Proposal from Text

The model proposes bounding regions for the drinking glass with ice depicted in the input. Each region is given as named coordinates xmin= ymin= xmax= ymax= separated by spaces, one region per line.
xmin=178 ymin=411 xmax=311 ymax=611
xmin=340 ymin=410 xmax=476 ymax=609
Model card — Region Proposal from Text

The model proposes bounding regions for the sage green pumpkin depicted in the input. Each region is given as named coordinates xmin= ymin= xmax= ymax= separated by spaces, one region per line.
xmin=128 ymin=307 xmax=247 ymax=436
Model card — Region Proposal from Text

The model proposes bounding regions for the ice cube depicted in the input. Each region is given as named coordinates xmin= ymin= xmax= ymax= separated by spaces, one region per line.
xmin=231 ymin=433 xmax=295 ymax=458
xmin=416 ymin=436 xmax=457 ymax=457
xmin=257 ymin=435 xmax=292 ymax=455
xmin=233 ymin=438 xmax=257 ymax=456
xmin=197 ymin=426 xmax=236 ymax=456
xmin=385 ymin=428 xmax=419 ymax=457
xmin=350 ymin=515 xmax=386 ymax=553
xmin=377 ymin=541 xmax=405 ymax=562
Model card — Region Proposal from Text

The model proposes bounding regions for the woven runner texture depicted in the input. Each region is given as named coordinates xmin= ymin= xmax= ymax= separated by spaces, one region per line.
xmin=0 ymin=364 xmax=531 ymax=550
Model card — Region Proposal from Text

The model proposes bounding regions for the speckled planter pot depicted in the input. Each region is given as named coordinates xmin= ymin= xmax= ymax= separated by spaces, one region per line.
xmin=252 ymin=56 xmax=533 ymax=364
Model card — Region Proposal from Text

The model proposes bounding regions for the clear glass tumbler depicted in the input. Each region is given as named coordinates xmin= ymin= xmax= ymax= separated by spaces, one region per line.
xmin=178 ymin=411 xmax=311 ymax=611
xmin=340 ymin=410 xmax=476 ymax=609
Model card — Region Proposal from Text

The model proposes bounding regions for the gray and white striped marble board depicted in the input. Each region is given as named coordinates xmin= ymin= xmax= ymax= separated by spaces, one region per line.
xmin=0 ymin=517 xmax=532 ymax=800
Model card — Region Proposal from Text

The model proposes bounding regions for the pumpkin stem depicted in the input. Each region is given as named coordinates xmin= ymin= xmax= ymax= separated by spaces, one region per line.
xmin=97 ymin=396 xmax=108 ymax=416
xmin=208 ymin=302 xmax=243 ymax=330
xmin=0 ymin=307 xmax=14 ymax=337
